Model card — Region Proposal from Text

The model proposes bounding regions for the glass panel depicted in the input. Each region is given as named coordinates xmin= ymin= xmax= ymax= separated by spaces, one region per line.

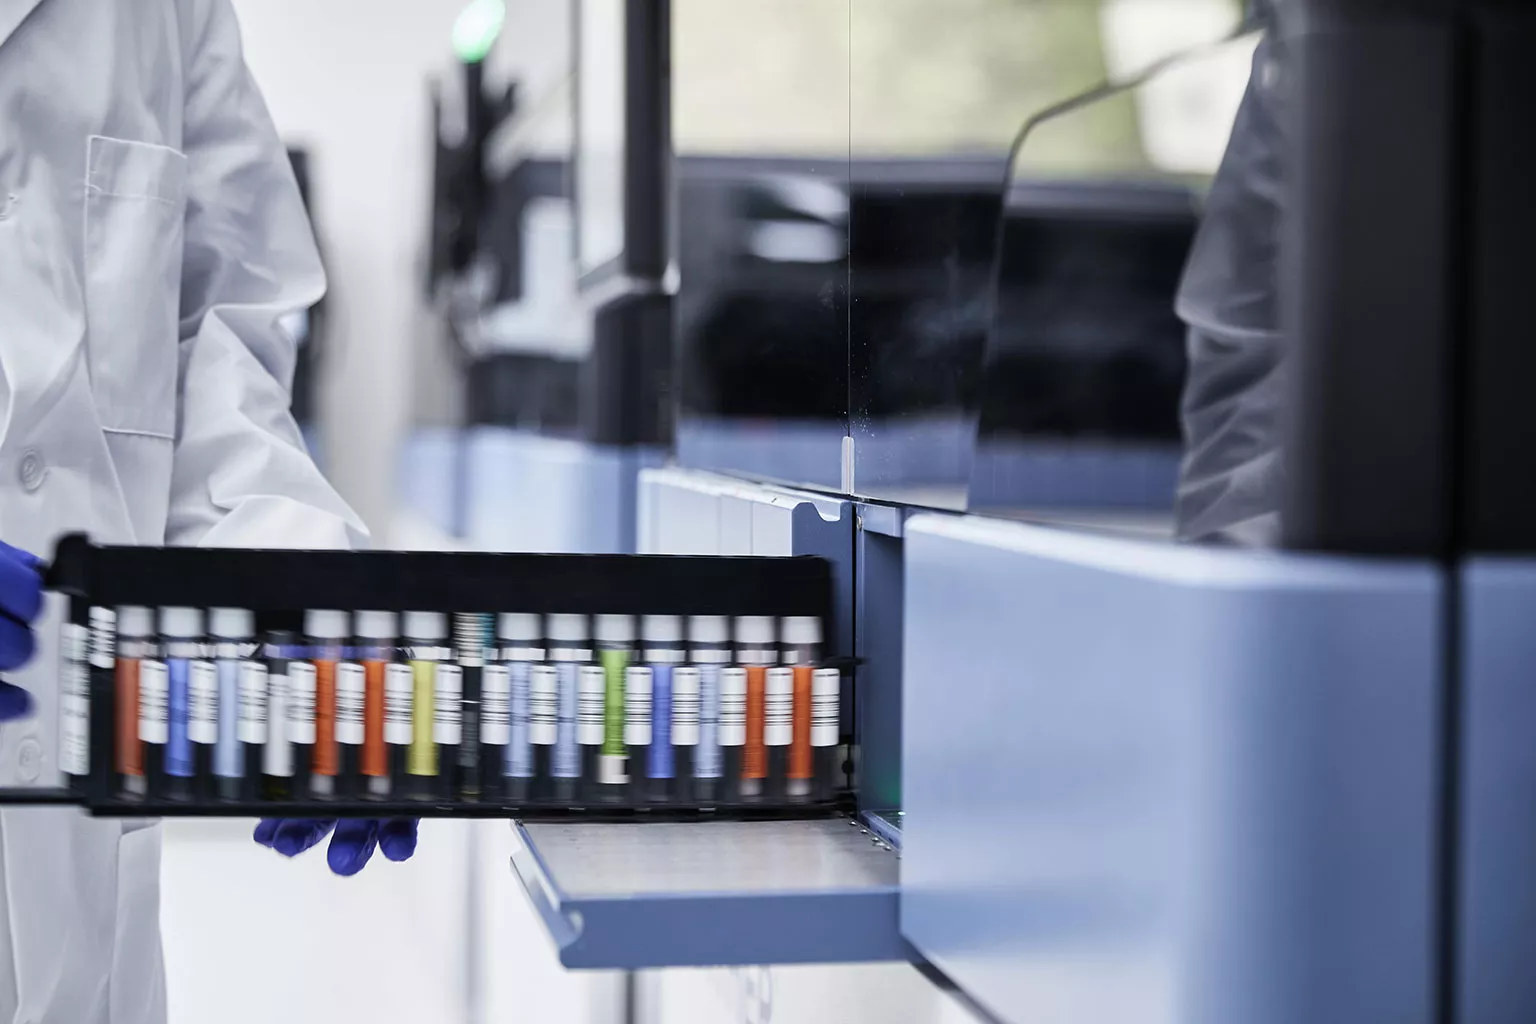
xmin=968 ymin=24 xmax=1260 ymax=537
xmin=846 ymin=0 xmax=1251 ymax=510
xmin=671 ymin=0 xmax=851 ymax=490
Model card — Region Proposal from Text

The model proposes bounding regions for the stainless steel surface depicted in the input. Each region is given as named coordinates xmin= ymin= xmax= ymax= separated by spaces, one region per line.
xmin=521 ymin=819 xmax=897 ymax=897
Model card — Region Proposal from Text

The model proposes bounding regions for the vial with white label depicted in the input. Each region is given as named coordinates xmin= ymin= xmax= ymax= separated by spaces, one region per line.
xmin=495 ymin=613 xmax=543 ymax=803
xmin=594 ymin=615 xmax=633 ymax=802
xmin=161 ymin=607 xmax=213 ymax=801
xmin=734 ymin=616 xmax=779 ymax=803
xmin=354 ymin=611 xmax=397 ymax=799
xmin=404 ymin=612 xmax=450 ymax=800
xmin=305 ymin=609 xmax=349 ymax=799
xmin=451 ymin=613 xmax=489 ymax=800
xmin=334 ymin=619 xmax=370 ymax=801
xmin=116 ymin=606 xmax=155 ymax=798
xmin=234 ymin=630 xmax=271 ymax=803
xmin=688 ymin=616 xmax=731 ymax=806
xmin=384 ymin=646 xmax=414 ymax=797
xmin=210 ymin=608 xmax=257 ymax=802
xmin=546 ymin=615 xmax=590 ymax=805
xmin=638 ymin=615 xmax=684 ymax=803
xmin=60 ymin=605 xmax=97 ymax=787
xmin=262 ymin=630 xmax=302 ymax=801
xmin=781 ymin=616 xmax=836 ymax=802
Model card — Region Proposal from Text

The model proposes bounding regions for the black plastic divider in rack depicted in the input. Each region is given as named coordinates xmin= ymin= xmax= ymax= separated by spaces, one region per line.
xmin=9 ymin=535 xmax=846 ymax=819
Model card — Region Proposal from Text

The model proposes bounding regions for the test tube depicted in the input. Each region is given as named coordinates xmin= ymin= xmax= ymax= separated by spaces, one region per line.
xmin=639 ymin=615 xmax=685 ymax=803
xmin=162 ymin=607 xmax=212 ymax=801
xmin=547 ymin=615 xmax=597 ymax=805
xmin=334 ymin=619 xmax=370 ymax=802
xmin=497 ymin=613 xmax=543 ymax=803
xmin=355 ymin=611 xmax=397 ymax=798
xmin=451 ymin=614 xmax=489 ymax=799
xmin=765 ymin=663 xmax=794 ymax=803
xmin=116 ymin=606 xmax=155 ymax=798
xmin=549 ymin=617 xmax=595 ymax=810
xmin=781 ymin=616 xmax=825 ymax=802
xmin=813 ymin=669 xmax=842 ymax=799
xmin=735 ymin=616 xmax=778 ymax=803
xmin=384 ymin=648 xmax=414 ymax=795
xmin=210 ymin=608 xmax=256 ymax=801
xmin=594 ymin=615 xmax=633 ymax=802
xmin=237 ymin=636 xmax=271 ymax=803
xmin=60 ymin=607 xmax=96 ymax=786
xmin=305 ymin=610 xmax=348 ymax=799
xmin=404 ymin=612 xmax=448 ymax=799
xmin=264 ymin=630 xmax=303 ymax=801
xmin=688 ymin=616 xmax=730 ymax=806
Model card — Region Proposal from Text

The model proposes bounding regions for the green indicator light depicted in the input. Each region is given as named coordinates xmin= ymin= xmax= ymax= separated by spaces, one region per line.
xmin=453 ymin=0 xmax=506 ymax=64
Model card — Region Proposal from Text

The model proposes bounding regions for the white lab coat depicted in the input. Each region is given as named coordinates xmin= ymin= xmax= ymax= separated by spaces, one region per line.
xmin=0 ymin=0 xmax=366 ymax=1020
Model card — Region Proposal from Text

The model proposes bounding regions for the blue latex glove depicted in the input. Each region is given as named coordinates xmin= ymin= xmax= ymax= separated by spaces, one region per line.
xmin=0 ymin=542 xmax=43 ymax=721
xmin=253 ymin=818 xmax=419 ymax=876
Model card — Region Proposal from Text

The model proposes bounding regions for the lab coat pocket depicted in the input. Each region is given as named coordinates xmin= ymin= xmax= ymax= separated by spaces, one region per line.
xmin=110 ymin=822 xmax=167 ymax=1023
xmin=84 ymin=135 xmax=187 ymax=440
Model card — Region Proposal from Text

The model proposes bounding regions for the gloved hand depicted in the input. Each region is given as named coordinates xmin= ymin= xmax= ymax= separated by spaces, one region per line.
xmin=0 ymin=542 xmax=43 ymax=721
xmin=253 ymin=818 xmax=419 ymax=877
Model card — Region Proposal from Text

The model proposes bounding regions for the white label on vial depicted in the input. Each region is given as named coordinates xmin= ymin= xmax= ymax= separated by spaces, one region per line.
xmin=812 ymin=668 xmax=841 ymax=747
xmin=62 ymin=622 xmax=88 ymax=665
xmin=88 ymin=608 xmax=116 ymax=669
xmin=188 ymin=660 xmax=218 ymax=744
xmin=481 ymin=665 xmax=512 ymax=746
xmin=336 ymin=662 xmax=366 ymax=745
xmin=434 ymin=663 xmax=463 ymax=744
xmin=61 ymin=661 xmax=89 ymax=777
xmin=530 ymin=665 xmax=558 ymax=745
xmin=239 ymin=662 xmax=269 ymax=744
xmin=287 ymin=662 xmax=317 ymax=745
xmin=765 ymin=667 xmax=793 ymax=746
xmin=719 ymin=668 xmax=747 ymax=747
xmin=672 ymin=667 xmax=701 ymax=746
xmin=139 ymin=660 xmax=169 ymax=745
xmin=577 ymin=665 xmax=605 ymax=746
xmin=385 ymin=663 xmax=414 ymax=745
xmin=264 ymin=672 xmax=291 ymax=777
xmin=624 ymin=666 xmax=653 ymax=746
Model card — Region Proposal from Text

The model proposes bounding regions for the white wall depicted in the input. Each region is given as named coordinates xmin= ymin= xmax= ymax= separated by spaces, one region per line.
xmin=230 ymin=0 xmax=459 ymax=539
xmin=229 ymin=0 xmax=571 ymax=542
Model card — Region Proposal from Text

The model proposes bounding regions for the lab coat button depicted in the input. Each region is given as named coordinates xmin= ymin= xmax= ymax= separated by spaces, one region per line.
xmin=16 ymin=738 xmax=40 ymax=782
xmin=18 ymin=449 xmax=44 ymax=492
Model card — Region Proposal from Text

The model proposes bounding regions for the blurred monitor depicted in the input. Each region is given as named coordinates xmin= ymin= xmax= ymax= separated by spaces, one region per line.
xmin=670 ymin=154 xmax=1196 ymax=499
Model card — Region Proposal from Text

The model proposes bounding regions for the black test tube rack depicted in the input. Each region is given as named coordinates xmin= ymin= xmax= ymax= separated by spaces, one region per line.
xmin=14 ymin=535 xmax=849 ymax=820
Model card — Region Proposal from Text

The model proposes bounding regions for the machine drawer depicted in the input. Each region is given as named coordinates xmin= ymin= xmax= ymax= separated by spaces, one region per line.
xmin=510 ymin=817 xmax=902 ymax=969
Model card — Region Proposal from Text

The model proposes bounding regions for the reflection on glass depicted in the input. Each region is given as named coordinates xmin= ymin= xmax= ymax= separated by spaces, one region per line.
xmin=671 ymin=0 xmax=851 ymax=488
xmin=845 ymin=0 xmax=1248 ymax=509
xmin=963 ymin=28 xmax=1258 ymax=535
xmin=669 ymin=0 xmax=1256 ymax=505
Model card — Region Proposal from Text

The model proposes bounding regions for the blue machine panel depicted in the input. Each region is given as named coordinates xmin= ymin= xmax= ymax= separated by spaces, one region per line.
xmin=396 ymin=426 xmax=464 ymax=536
xmin=1458 ymin=560 xmax=1536 ymax=1024
xmin=901 ymin=514 xmax=1443 ymax=1024
xmin=463 ymin=429 xmax=662 ymax=553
